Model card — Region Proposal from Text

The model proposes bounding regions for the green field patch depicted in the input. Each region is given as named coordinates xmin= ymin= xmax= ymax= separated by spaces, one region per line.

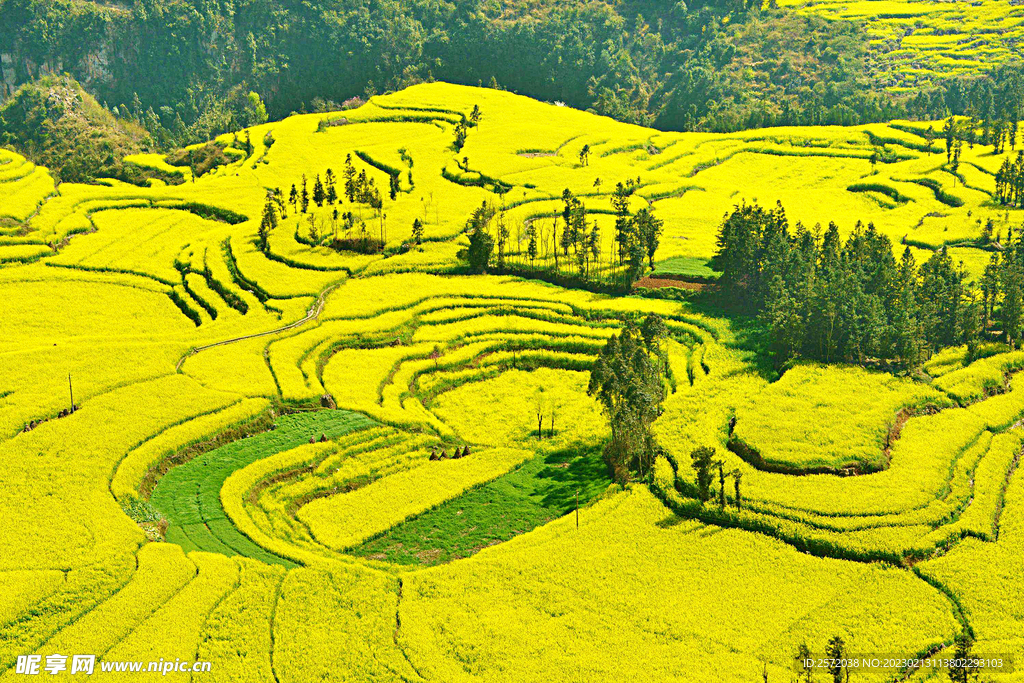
xmin=651 ymin=255 xmax=721 ymax=280
xmin=846 ymin=181 xmax=912 ymax=204
xmin=150 ymin=410 xmax=375 ymax=566
xmin=348 ymin=443 xmax=613 ymax=565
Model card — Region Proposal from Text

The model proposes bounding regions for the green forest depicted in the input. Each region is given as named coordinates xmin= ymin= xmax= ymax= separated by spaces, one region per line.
xmin=4 ymin=0 xmax=1022 ymax=153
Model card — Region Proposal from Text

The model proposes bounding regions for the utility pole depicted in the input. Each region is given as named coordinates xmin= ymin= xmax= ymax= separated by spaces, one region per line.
xmin=575 ymin=489 xmax=579 ymax=529
xmin=718 ymin=461 xmax=726 ymax=507
xmin=68 ymin=373 xmax=74 ymax=413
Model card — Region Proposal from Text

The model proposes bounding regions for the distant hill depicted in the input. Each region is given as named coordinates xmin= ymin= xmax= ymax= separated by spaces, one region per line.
xmin=0 ymin=0 xmax=975 ymax=141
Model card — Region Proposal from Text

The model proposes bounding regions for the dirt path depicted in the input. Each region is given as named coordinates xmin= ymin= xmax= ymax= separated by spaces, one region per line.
xmin=175 ymin=282 xmax=340 ymax=371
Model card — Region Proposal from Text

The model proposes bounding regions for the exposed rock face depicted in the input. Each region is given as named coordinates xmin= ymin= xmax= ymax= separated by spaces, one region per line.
xmin=1 ymin=54 xmax=17 ymax=97
xmin=0 ymin=46 xmax=113 ymax=102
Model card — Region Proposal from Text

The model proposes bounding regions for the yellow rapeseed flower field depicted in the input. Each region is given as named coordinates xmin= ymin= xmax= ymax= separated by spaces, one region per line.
xmin=2 ymin=81 xmax=1022 ymax=681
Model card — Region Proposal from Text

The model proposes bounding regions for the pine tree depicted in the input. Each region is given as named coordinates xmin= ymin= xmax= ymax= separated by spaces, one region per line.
xmin=982 ymin=253 xmax=1000 ymax=328
xmin=812 ymin=222 xmax=845 ymax=362
xmin=611 ymin=182 xmax=632 ymax=264
xmin=300 ymin=174 xmax=309 ymax=213
xmin=589 ymin=220 xmax=601 ymax=279
xmin=944 ymin=116 xmax=957 ymax=164
xmin=257 ymin=193 xmax=278 ymax=253
xmin=1000 ymin=239 xmax=1023 ymax=347
xmin=825 ymin=635 xmax=848 ymax=683
xmin=891 ymin=247 xmax=922 ymax=368
xmin=496 ymin=210 xmax=509 ymax=270
xmin=325 ymin=168 xmax=337 ymax=205
xmin=313 ymin=174 xmax=325 ymax=207
xmin=344 ymin=154 xmax=356 ymax=202
xmin=919 ymin=247 xmax=963 ymax=349
xmin=411 ymin=218 xmax=424 ymax=245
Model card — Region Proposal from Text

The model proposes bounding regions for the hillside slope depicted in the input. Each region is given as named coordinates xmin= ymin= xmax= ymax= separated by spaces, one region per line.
xmin=0 ymin=83 xmax=1022 ymax=682
xmin=0 ymin=0 xmax=998 ymax=141
xmin=0 ymin=74 xmax=152 ymax=183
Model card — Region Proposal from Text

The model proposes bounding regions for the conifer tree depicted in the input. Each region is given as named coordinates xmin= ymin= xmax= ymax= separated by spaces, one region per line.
xmin=344 ymin=154 xmax=356 ymax=202
xmin=313 ymin=174 xmax=325 ymax=207
xmin=325 ymin=168 xmax=337 ymax=205
xmin=825 ymin=636 xmax=848 ymax=683
xmin=257 ymin=192 xmax=278 ymax=253
xmin=612 ymin=182 xmax=632 ymax=264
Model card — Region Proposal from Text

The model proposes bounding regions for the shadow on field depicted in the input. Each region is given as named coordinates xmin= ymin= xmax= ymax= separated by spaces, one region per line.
xmin=535 ymin=442 xmax=614 ymax=513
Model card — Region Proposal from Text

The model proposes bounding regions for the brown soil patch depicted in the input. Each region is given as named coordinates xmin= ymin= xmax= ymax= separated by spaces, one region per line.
xmin=635 ymin=277 xmax=708 ymax=291
xmin=416 ymin=548 xmax=443 ymax=563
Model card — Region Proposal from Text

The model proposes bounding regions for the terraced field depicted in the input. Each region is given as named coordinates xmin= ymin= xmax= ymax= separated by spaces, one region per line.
xmin=1 ymin=83 xmax=1023 ymax=680
xmin=780 ymin=0 xmax=1024 ymax=90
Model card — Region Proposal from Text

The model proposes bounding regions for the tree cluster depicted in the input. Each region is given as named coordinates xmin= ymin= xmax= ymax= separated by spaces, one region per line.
xmin=557 ymin=189 xmax=601 ymax=278
xmin=284 ymin=157 xmax=385 ymax=216
xmin=342 ymin=155 xmax=383 ymax=210
xmin=287 ymin=170 xmax=340 ymax=215
xmin=793 ymin=636 xmax=853 ymax=683
xmin=276 ymin=156 xmax=390 ymax=251
xmin=712 ymin=202 xmax=981 ymax=369
xmin=588 ymin=314 xmax=671 ymax=482
xmin=995 ymin=152 xmax=1024 ymax=207
xmin=462 ymin=183 xmax=663 ymax=290
xmin=612 ymin=181 xmax=664 ymax=282
xmin=689 ymin=446 xmax=743 ymax=510
xmin=977 ymin=227 xmax=1024 ymax=349
xmin=458 ymin=202 xmax=497 ymax=274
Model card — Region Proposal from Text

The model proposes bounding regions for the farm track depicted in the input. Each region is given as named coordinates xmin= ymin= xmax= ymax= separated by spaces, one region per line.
xmin=175 ymin=282 xmax=342 ymax=371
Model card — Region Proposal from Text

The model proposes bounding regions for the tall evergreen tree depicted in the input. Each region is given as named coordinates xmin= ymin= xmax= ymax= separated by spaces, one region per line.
xmin=344 ymin=154 xmax=356 ymax=202
xmin=312 ymin=174 xmax=325 ymax=207
xmin=257 ymin=192 xmax=278 ymax=253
